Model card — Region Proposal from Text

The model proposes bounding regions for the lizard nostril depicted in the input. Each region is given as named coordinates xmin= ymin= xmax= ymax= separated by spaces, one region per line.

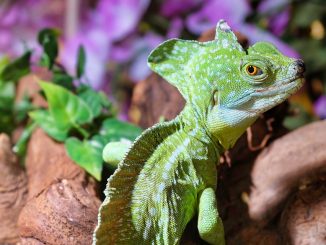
xmin=295 ymin=59 xmax=305 ymax=74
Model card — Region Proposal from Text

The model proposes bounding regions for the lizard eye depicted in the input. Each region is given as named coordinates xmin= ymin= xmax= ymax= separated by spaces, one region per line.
xmin=246 ymin=65 xmax=263 ymax=76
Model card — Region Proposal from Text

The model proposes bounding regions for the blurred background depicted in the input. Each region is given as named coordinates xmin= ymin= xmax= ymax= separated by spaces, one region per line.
xmin=0 ymin=0 xmax=325 ymax=125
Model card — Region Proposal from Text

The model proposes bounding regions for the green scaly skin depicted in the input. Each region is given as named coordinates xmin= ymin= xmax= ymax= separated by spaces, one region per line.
xmin=93 ymin=20 xmax=305 ymax=245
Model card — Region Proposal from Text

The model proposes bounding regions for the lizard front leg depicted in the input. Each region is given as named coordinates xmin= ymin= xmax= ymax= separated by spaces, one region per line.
xmin=198 ymin=187 xmax=225 ymax=245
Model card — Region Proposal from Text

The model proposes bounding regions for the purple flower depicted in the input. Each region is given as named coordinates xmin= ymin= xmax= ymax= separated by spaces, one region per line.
xmin=60 ymin=28 xmax=111 ymax=90
xmin=167 ymin=18 xmax=184 ymax=39
xmin=0 ymin=0 xmax=150 ymax=88
xmin=258 ymin=0 xmax=290 ymax=35
xmin=185 ymin=0 xmax=298 ymax=58
xmin=110 ymin=36 xmax=138 ymax=63
xmin=95 ymin=0 xmax=150 ymax=42
xmin=160 ymin=0 xmax=202 ymax=18
xmin=314 ymin=95 xmax=326 ymax=119
xmin=0 ymin=0 xmax=65 ymax=57
xmin=109 ymin=16 xmax=181 ymax=64
xmin=239 ymin=24 xmax=299 ymax=58
xmin=110 ymin=32 xmax=164 ymax=82
xmin=128 ymin=32 xmax=164 ymax=81
xmin=60 ymin=0 xmax=150 ymax=88
xmin=186 ymin=0 xmax=251 ymax=34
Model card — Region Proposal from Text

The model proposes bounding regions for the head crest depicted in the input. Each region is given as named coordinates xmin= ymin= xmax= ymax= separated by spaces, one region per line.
xmin=215 ymin=20 xmax=243 ymax=51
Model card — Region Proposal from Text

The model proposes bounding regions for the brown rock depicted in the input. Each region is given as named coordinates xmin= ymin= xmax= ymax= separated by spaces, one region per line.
xmin=249 ymin=120 xmax=326 ymax=222
xmin=12 ymin=67 xmax=51 ymax=144
xmin=13 ymin=55 xmax=100 ymax=245
xmin=17 ymin=128 xmax=100 ymax=244
xmin=280 ymin=183 xmax=326 ymax=245
xmin=18 ymin=178 xmax=100 ymax=245
xmin=15 ymin=67 xmax=50 ymax=108
xmin=0 ymin=134 xmax=28 ymax=244
xmin=24 ymin=128 xmax=86 ymax=198
xmin=229 ymin=225 xmax=281 ymax=245
xmin=129 ymin=73 xmax=185 ymax=128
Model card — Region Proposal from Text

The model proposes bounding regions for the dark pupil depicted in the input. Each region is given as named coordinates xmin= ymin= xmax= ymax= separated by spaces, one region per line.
xmin=248 ymin=65 xmax=255 ymax=73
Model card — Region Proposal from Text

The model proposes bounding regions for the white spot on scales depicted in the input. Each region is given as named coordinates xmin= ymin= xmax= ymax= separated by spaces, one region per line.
xmin=222 ymin=39 xmax=229 ymax=48
xmin=164 ymin=137 xmax=191 ymax=171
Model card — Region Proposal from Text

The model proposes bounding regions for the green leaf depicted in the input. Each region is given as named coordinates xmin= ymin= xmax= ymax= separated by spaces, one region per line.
xmin=52 ymin=72 xmax=75 ymax=91
xmin=0 ymin=82 xmax=14 ymax=109
xmin=0 ymin=113 xmax=14 ymax=134
xmin=29 ymin=110 xmax=69 ymax=141
xmin=38 ymin=28 xmax=59 ymax=44
xmin=13 ymin=122 xmax=37 ymax=157
xmin=291 ymin=3 xmax=324 ymax=28
xmin=0 ymin=51 xmax=31 ymax=82
xmin=78 ymin=86 xmax=102 ymax=118
xmin=283 ymin=103 xmax=316 ymax=130
xmin=65 ymin=137 xmax=103 ymax=181
xmin=0 ymin=56 xmax=10 ymax=74
xmin=76 ymin=45 xmax=86 ymax=78
xmin=38 ymin=29 xmax=59 ymax=69
xmin=39 ymin=82 xmax=93 ymax=130
xmin=99 ymin=92 xmax=112 ymax=111
xmin=0 ymin=82 xmax=15 ymax=134
xmin=14 ymin=94 xmax=34 ymax=123
xmin=100 ymin=118 xmax=142 ymax=142
xmin=91 ymin=134 xmax=107 ymax=149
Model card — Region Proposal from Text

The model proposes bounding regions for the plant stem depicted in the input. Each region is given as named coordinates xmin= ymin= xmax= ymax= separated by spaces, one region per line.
xmin=74 ymin=124 xmax=89 ymax=139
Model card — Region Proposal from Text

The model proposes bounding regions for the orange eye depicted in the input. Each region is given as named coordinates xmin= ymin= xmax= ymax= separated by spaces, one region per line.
xmin=246 ymin=65 xmax=262 ymax=76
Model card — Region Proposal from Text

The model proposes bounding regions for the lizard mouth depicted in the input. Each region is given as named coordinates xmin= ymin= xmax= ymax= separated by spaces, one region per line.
xmin=253 ymin=74 xmax=304 ymax=97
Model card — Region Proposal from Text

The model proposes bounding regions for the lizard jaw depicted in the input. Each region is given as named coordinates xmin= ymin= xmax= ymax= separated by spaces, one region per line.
xmin=222 ymin=75 xmax=304 ymax=110
xmin=253 ymin=75 xmax=304 ymax=97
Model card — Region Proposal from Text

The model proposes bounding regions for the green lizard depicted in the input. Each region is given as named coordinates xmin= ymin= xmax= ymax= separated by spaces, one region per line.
xmin=93 ymin=20 xmax=305 ymax=245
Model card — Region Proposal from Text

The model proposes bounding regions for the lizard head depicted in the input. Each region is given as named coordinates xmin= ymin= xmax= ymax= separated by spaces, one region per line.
xmin=148 ymin=20 xmax=305 ymax=149
xmin=215 ymin=41 xmax=305 ymax=114
xmin=206 ymin=39 xmax=305 ymax=149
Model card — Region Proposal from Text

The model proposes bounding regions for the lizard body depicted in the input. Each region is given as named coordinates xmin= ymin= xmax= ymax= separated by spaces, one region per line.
xmin=94 ymin=20 xmax=305 ymax=245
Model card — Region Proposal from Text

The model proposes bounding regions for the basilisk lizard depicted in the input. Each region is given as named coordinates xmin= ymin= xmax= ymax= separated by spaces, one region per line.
xmin=93 ymin=20 xmax=305 ymax=245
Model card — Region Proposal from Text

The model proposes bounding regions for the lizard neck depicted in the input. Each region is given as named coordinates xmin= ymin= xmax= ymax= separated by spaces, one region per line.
xmin=175 ymin=106 xmax=222 ymax=189
xmin=178 ymin=104 xmax=224 ymax=155
xmin=176 ymin=70 xmax=255 ymax=151
xmin=179 ymin=102 xmax=258 ymax=151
